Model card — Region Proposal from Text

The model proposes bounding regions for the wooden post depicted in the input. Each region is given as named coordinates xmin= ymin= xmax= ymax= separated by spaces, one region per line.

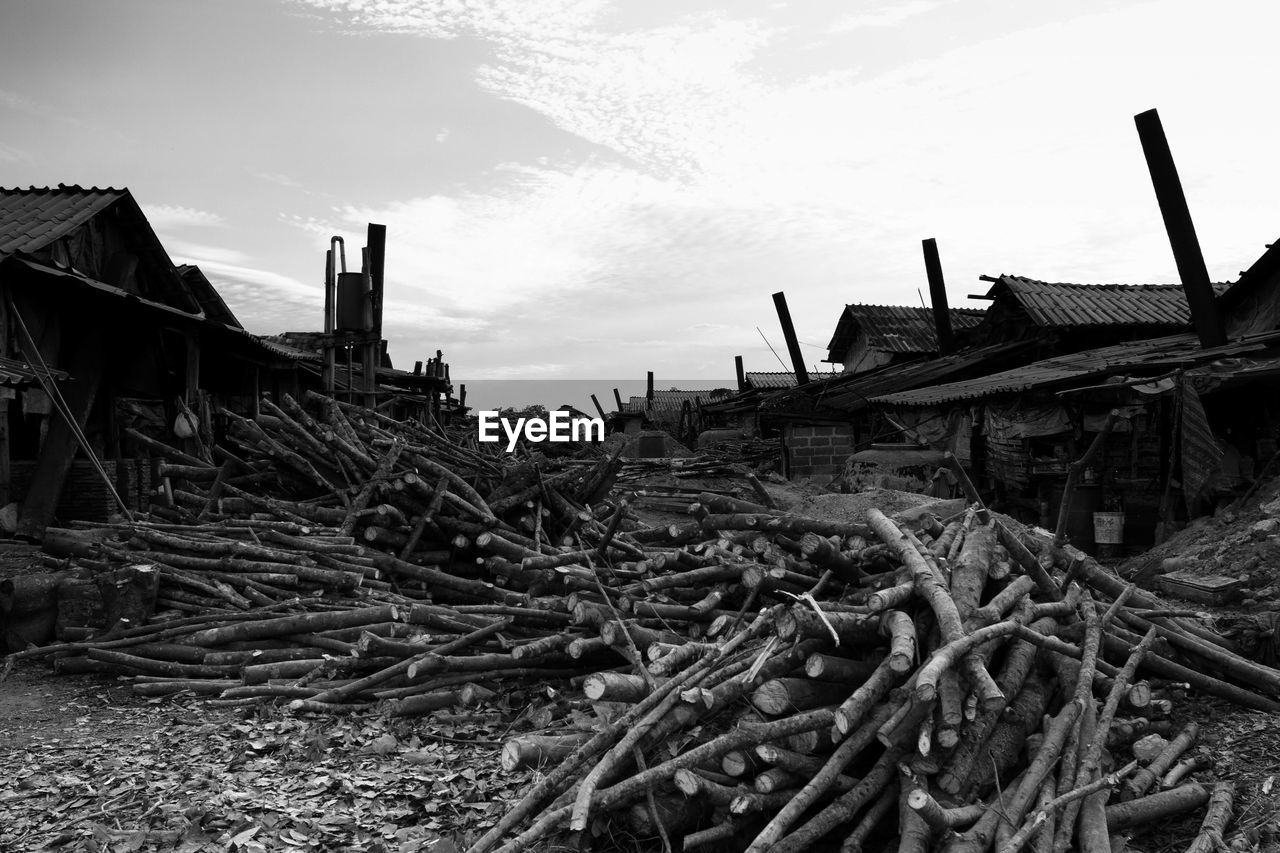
xmin=0 ymin=394 xmax=10 ymax=506
xmin=771 ymin=291 xmax=809 ymax=386
xmin=922 ymin=238 xmax=955 ymax=355
xmin=590 ymin=394 xmax=607 ymax=421
xmin=367 ymin=223 xmax=386 ymax=337
xmin=184 ymin=330 xmax=200 ymax=404
xmin=360 ymin=247 xmax=378 ymax=409
xmin=613 ymin=388 xmax=624 ymax=412
xmin=735 ymin=355 xmax=746 ymax=390
xmin=1134 ymin=109 xmax=1226 ymax=348
xmin=323 ymin=249 xmax=335 ymax=397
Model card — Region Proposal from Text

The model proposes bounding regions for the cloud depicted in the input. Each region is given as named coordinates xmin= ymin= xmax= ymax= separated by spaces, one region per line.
xmin=253 ymin=171 xmax=302 ymax=188
xmin=831 ymin=1 xmax=946 ymax=31
xmin=164 ymin=240 xmax=320 ymax=333
xmin=0 ymin=88 xmax=82 ymax=126
xmin=144 ymin=204 xmax=226 ymax=229
xmin=0 ymin=142 xmax=29 ymax=163
xmin=289 ymin=0 xmax=1280 ymax=378
xmin=298 ymin=0 xmax=774 ymax=175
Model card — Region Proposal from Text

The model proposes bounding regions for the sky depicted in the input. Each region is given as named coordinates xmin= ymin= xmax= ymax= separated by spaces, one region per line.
xmin=4 ymin=0 xmax=1280 ymax=391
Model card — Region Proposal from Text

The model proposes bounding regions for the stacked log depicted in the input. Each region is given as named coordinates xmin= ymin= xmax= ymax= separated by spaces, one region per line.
xmin=462 ymin=508 xmax=1275 ymax=853
xmin=2 ymin=391 xmax=1273 ymax=853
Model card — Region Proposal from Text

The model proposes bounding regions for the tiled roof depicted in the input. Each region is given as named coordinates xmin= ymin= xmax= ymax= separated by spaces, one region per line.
xmin=825 ymin=304 xmax=986 ymax=362
xmin=0 ymin=185 xmax=126 ymax=260
xmin=873 ymin=329 xmax=1280 ymax=407
xmin=744 ymin=371 xmax=799 ymax=389
xmin=0 ymin=185 xmax=206 ymax=315
xmin=984 ymin=275 xmax=1231 ymax=328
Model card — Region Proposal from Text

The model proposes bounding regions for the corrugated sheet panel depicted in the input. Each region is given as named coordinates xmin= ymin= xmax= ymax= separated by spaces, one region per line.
xmin=0 ymin=185 xmax=126 ymax=260
xmin=990 ymin=275 xmax=1230 ymax=328
xmin=0 ymin=355 xmax=67 ymax=386
xmin=874 ymin=329 xmax=1280 ymax=407
xmin=826 ymin=304 xmax=986 ymax=360
xmin=744 ymin=371 xmax=799 ymax=389
xmin=764 ymin=340 xmax=1034 ymax=415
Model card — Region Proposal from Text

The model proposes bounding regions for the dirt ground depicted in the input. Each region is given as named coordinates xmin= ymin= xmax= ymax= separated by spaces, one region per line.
xmin=0 ymin=660 xmax=528 ymax=852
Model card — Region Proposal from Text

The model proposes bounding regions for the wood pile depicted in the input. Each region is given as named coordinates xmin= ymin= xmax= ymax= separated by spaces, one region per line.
xmin=1 ymin=392 xmax=1273 ymax=852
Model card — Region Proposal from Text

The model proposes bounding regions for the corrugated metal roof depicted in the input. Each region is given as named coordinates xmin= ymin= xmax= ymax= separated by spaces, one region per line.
xmin=767 ymin=339 xmax=1035 ymax=415
xmin=624 ymin=389 xmax=735 ymax=416
xmin=744 ymin=371 xmax=799 ymax=389
xmin=0 ymin=355 xmax=68 ymax=386
xmin=0 ymin=185 xmax=127 ymax=260
xmin=874 ymin=329 xmax=1280 ymax=407
xmin=825 ymin=304 xmax=986 ymax=361
xmin=986 ymin=275 xmax=1231 ymax=328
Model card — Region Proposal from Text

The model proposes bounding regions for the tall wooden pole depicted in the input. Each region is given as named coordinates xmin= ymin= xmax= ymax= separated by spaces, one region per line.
xmin=1134 ymin=108 xmax=1226 ymax=348
xmin=921 ymin=238 xmax=955 ymax=355
xmin=772 ymin=291 xmax=809 ymax=385
xmin=323 ymin=249 xmax=335 ymax=397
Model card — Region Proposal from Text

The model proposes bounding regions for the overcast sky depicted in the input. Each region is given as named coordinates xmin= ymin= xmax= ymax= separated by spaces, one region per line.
xmin=4 ymin=0 xmax=1280 ymax=384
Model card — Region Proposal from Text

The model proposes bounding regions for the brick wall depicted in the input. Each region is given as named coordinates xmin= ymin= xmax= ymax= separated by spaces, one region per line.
xmin=10 ymin=459 xmax=151 ymax=523
xmin=785 ymin=423 xmax=854 ymax=479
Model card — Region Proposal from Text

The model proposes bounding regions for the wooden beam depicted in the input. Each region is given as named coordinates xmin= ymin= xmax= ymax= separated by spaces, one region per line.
xmin=367 ymin=223 xmax=386 ymax=336
xmin=1134 ymin=108 xmax=1226 ymax=348
xmin=0 ymin=396 xmax=10 ymax=506
xmin=613 ymin=387 xmax=624 ymax=412
xmin=735 ymin=355 xmax=745 ymax=391
xmin=771 ymin=291 xmax=810 ymax=385
xmin=922 ymin=238 xmax=955 ymax=355
xmin=323 ymin=249 xmax=335 ymax=397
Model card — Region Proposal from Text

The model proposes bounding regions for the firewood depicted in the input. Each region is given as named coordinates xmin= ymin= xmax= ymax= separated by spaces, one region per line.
xmin=1121 ymin=721 xmax=1199 ymax=801
xmin=842 ymin=779 xmax=899 ymax=853
xmin=1185 ymin=781 xmax=1233 ymax=853
xmin=1161 ymin=753 xmax=1211 ymax=789
xmin=742 ymin=701 xmax=895 ymax=853
xmin=1104 ymin=783 xmax=1210 ymax=831
xmin=750 ymin=678 xmax=853 ymax=715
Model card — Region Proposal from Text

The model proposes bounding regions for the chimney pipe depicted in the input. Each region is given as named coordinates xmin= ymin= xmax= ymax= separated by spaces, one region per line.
xmin=1134 ymin=109 xmax=1226 ymax=348
xmin=646 ymin=371 xmax=654 ymax=402
xmin=772 ymin=291 xmax=810 ymax=385
xmin=921 ymin=238 xmax=955 ymax=355
xmin=734 ymin=355 xmax=746 ymax=390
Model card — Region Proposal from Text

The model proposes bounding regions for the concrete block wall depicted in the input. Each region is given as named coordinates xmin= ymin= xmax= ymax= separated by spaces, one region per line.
xmin=785 ymin=423 xmax=854 ymax=479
